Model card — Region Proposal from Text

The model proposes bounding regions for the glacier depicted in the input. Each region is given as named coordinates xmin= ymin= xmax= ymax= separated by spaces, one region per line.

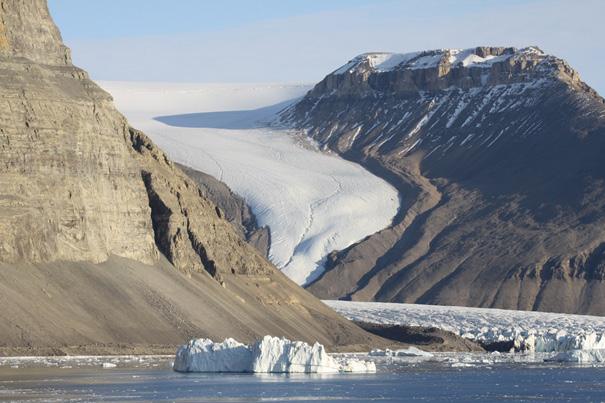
xmin=101 ymin=82 xmax=399 ymax=286
xmin=326 ymin=300 xmax=605 ymax=359
xmin=546 ymin=350 xmax=605 ymax=364
xmin=173 ymin=336 xmax=376 ymax=373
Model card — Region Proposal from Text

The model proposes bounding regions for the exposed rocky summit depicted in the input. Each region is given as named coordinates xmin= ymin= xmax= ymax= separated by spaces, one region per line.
xmin=0 ymin=0 xmax=384 ymax=353
xmin=283 ymin=46 xmax=605 ymax=314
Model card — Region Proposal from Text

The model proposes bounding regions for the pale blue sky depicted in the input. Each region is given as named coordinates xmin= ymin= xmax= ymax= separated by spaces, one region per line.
xmin=48 ymin=0 xmax=605 ymax=95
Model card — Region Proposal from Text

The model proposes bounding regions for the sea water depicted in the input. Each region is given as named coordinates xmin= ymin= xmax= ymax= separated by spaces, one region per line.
xmin=1 ymin=357 xmax=604 ymax=402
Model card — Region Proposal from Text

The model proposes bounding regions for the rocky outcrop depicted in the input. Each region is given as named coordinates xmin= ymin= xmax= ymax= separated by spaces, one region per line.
xmin=0 ymin=33 xmax=157 ymax=264
xmin=0 ymin=0 xmax=71 ymax=65
xmin=0 ymin=0 xmax=385 ymax=353
xmin=354 ymin=322 xmax=484 ymax=352
xmin=129 ymin=127 xmax=271 ymax=280
xmin=312 ymin=47 xmax=591 ymax=95
xmin=284 ymin=47 xmax=605 ymax=315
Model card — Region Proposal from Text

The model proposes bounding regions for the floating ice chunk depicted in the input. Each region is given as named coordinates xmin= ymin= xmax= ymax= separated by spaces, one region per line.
xmin=102 ymin=362 xmax=117 ymax=369
xmin=394 ymin=347 xmax=434 ymax=358
xmin=251 ymin=336 xmax=340 ymax=373
xmin=174 ymin=336 xmax=376 ymax=373
xmin=174 ymin=338 xmax=253 ymax=373
xmin=369 ymin=348 xmax=388 ymax=356
xmin=369 ymin=347 xmax=432 ymax=358
xmin=340 ymin=359 xmax=377 ymax=373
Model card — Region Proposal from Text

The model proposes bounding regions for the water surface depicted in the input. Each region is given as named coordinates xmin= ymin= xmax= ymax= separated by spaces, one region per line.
xmin=1 ymin=360 xmax=604 ymax=402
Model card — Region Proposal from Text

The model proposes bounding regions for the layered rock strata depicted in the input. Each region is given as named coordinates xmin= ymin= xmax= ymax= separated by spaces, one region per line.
xmin=284 ymin=47 xmax=605 ymax=314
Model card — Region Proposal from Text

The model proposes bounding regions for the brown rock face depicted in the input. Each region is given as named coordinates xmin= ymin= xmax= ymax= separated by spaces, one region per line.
xmin=0 ymin=0 xmax=383 ymax=353
xmin=0 ymin=0 xmax=70 ymax=65
xmin=0 ymin=31 xmax=157 ymax=264
xmin=176 ymin=163 xmax=270 ymax=258
xmin=130 ymin=128 xmax=270 ymax=280
xmin=284 ymin=47 xmax=605 ymax=315
xmin=310 ymin=47 xmax=588 ymax=96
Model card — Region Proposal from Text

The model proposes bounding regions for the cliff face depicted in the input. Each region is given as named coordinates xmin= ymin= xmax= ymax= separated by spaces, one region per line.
xmin=0 ymin=0 xmax=71 ymax=65
xmin=0 ymin=0 xmax=157 ymax=264
xmin=0 ymin=0 xmax=382 ymax=353
xmin=284 ymin=47 xmax=605 ymax=315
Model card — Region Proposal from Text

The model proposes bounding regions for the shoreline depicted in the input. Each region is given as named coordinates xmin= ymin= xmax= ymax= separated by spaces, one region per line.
xmin=0 ymin=344 xmax=179 ymax=358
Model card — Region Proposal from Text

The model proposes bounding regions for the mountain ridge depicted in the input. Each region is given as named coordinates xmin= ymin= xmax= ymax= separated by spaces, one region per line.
xmin=0 ymin=0 xmax=385 ymax=353
xmin=284 ymin=45 xmax=605 ymax=314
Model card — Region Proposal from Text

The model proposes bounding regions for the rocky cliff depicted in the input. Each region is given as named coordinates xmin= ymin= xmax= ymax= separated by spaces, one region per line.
xmin=0 ymin=0 xmax=383 ymax=353
xmin=176 ymin=163 xmax=270 ymax=257
xmin=283 ymin=47 xmax=605 ymax=314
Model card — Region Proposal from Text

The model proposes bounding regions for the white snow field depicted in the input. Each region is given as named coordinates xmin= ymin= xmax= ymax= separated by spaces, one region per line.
xmin=173 ymin=336 xmax=376 ymax=373
xmin=326 ymin=300 xmax=605 ymax=354
xmin=101 ymin=82 xmax=399 ymax=285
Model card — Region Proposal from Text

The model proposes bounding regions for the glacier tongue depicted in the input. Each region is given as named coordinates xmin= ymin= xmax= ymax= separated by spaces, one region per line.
xmin=326 ymin=300 xmax=605 ymax=356
xmin=101 ymin=82 xmax=399 ymax=286
xmin=173 ymin=336 xmax=376 ymax=373
xmin=546 ymin=350 xmax=605 ymax=364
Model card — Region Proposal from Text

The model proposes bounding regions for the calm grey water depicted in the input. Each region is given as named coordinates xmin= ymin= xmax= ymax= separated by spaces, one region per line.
xmin=1 ymin=362 xmax=605 ymax=403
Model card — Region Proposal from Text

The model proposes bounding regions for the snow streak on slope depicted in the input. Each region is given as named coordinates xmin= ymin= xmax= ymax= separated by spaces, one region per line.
xmin=102 ymin=82 xmax=399 ymax=285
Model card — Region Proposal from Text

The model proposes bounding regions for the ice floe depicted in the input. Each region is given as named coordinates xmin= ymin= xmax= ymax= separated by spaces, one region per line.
xmin=369 ymin=347 xmax=433 ymax=358
xmin=0 ymin=355 xmax=172 ymax=369
xmin=173 ymin=336 xmax=376 ymax=373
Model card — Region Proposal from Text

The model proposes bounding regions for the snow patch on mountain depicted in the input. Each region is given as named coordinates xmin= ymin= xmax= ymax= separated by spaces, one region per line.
xmin=101 ymin=82 xmax=399 ymax=285
xmin=333 ymin=47 xmax=545 ymax=75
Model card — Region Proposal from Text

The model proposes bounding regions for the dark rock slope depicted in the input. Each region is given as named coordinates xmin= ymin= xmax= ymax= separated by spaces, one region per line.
xmin=283 ymin=47 xmax=605 ymax=315
xmin=0 ymin=0 xmax=383 ymax=353
xmin=176 ymin=163 xmax=270 ymax=257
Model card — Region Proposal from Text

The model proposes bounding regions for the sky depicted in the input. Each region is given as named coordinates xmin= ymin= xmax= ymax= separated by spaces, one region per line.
xmin=48 ymin=0 xmax=605 ymax=95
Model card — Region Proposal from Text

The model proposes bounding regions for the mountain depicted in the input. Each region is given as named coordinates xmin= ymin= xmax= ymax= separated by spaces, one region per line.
xmin=282 ymin=47 xmax=605 ymax=315
xmin=0 ymin=0 xmax=383 ymax=354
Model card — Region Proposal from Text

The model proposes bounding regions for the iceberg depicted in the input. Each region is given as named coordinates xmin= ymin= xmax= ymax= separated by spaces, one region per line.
xmin=174 ymin=338 xmax=253 ymax=373
xmin=173 ymin=336 xmax=376 ymax=373
xmin=251 ymin=335 xmax=339 ymax=373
